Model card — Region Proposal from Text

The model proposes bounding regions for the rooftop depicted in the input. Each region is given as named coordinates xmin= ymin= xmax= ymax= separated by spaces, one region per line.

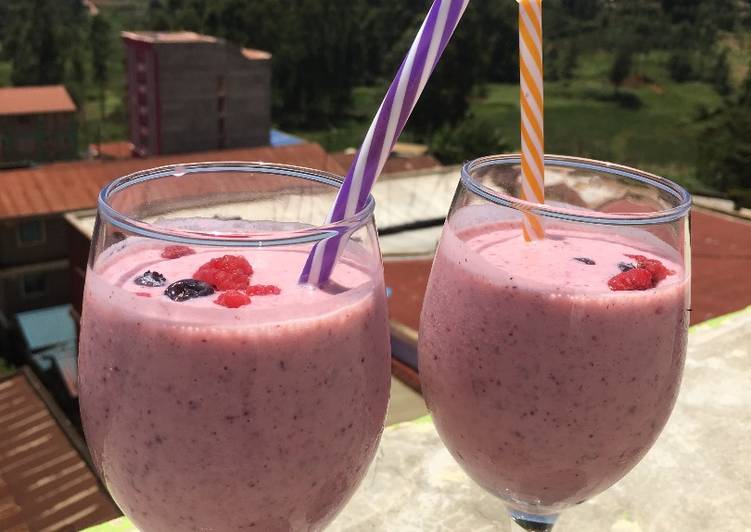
xmin=0 ymin=369 xmax=120 ymax=530
xmin=121 ymin=30 xmax=218 ymax=44
xmin=0 ymin=143 xmax=344 ymax=220
xmin=0 ymin=85 xmax=76 ymax=116
xmin=121 ymin=31 xmax=271 ymax=60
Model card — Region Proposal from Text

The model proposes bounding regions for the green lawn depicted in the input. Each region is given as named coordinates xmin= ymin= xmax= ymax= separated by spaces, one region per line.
xmin=470 ymin=80 xmax=720 ymax=192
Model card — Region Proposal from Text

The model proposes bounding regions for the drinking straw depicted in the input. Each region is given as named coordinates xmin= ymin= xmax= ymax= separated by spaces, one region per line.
xmin=518 ymin=0 xmax=546 ymax=241
xmin=300 ymin=0 xmax=470 ymax=286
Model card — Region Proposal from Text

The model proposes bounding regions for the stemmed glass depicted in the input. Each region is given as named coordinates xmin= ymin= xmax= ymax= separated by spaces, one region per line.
xmin=78 ymin=163 xmax=391 ymax=531
xmin=418 ymin=155 xmax=691 ymax=530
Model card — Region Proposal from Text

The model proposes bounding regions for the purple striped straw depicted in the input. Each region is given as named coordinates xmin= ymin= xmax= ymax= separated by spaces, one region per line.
xmin=300 ymin=0 xmax=470 ymax=285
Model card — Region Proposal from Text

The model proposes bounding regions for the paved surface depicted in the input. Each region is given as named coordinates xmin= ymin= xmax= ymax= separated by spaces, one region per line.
xmin=327 ymin=307 xmax=751 ymax=531
xmin=384 ymin=207 xmax=751 ymax=329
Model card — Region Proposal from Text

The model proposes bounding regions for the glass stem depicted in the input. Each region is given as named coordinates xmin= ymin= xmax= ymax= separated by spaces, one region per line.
xmin=509 ymin=510 xmax=558 ymax=531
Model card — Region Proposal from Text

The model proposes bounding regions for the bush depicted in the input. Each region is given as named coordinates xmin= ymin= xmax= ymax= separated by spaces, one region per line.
xmin=430 ymin=115 xmax=511 ymax=165
xmin=610 ymin=48 xmax=633 ymax=90
xmin=667 ymin=51 xmax=695 ymax=82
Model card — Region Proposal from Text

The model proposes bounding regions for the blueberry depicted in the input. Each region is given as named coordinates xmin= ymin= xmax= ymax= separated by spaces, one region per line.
xmin=135 ymin=271 xmax=167 ymax=287
xmin=573 ymin=257 xmax=596 ymax=266
xmin=164 ymin=279 xmax=215 ymax=302
xmin=618 ymin=262 xmax=636 ymax=272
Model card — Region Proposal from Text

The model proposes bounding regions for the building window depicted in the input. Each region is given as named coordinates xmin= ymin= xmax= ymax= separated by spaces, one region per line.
xmin=218 ymin=117 xmax=226 ymax=149
xmin=22 ymin=272 xmax=47 ymax=298
xmin=16 ymin=220 xmax=46 ymax=247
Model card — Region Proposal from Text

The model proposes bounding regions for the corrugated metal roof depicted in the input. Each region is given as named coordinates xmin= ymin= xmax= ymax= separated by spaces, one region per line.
xmin=331 ymin=152 xmax=442 ymax=176
xmin=0 ymin=86 xmax=77 ymax=116
xmin=0 ymin=369 xmax=120 ymax=530
xmin=0 ymin=143 xmax=345 ymax=220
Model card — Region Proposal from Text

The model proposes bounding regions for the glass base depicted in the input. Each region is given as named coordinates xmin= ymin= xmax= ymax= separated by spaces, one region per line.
xmin=510 ymin=510 xmax=558 ymax=531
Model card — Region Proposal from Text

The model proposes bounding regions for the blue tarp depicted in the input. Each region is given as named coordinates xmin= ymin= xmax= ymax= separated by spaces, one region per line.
xmin=16 ymin=304 xmax=77 ymax=353
xmin=270 ymin=129 xmax=306 ymax=147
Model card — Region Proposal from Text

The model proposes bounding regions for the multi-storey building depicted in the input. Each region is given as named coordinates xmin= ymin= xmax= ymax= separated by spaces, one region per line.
xmin=121 ymin=31 xmax=271 ymax=156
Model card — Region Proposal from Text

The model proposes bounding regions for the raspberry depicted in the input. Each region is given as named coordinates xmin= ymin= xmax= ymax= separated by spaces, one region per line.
xmin=193 ymin=255 xmax=253 ymax=291
xmin=161 ymin=245 xmax=196 ymax=259
xmin=205 ymin=255 xmax=253 ymax=275
xmin=247 ymin=284 xmax=282 ymax=296
xmin=195 ymin=269 xmax=250 ymax=291
xmin=625 ymin=254 xmax=675 ymax=283
xmin=215 ymin=290 xmax=251 ymax=308
xmin=608 ymin=268 xmax=654 ymax=291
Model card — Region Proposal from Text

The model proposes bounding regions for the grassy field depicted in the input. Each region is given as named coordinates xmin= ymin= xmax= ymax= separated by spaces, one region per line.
xmin=294 ymin=49 xmax=732 ymax=193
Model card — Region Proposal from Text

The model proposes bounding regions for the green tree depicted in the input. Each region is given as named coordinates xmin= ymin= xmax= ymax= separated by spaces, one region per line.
xmin=610 ymin=48 xmax=633 ymax=92
xmin=697 ymin=67 xmax=751 ymax=204
xmin=546 ymin=45 xmax=561 ymax=82
xmin=392 ymin=1 xmax=517 ymax=136
xmin=560 ymin=40 xmax=579 ymax=81
xmin=8 ymin=0 xmax=64 ymax=85
xmin=710 ymin=49 xmax=732 ymax=96
xmin=66 ymin=43 xmax=87 ymax=107
xmin=90 ymin=14 xmax=112 ymax=151
xmin=147 ymin=0 xmax=172 ymax=31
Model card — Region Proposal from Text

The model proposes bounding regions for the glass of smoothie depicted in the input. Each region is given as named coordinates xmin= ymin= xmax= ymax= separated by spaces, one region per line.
xmin=418 ymin=155 xmax=691 ymax=531
xmin=78 ymin=162 xmax=391 ymax=531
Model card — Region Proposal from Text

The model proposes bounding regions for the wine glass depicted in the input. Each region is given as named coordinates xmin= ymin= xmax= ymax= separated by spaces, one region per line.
xmin=78 ymin=162 xmax=391 ymax=531
xmin=418 ymin=155 xmax=691 ymax=531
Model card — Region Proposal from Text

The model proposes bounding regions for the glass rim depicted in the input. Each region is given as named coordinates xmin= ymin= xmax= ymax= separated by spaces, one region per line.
xmin=460 ymin=154 xmax=692 ymax=226
xmin=98 ymin=161 xmax=376 ymax=247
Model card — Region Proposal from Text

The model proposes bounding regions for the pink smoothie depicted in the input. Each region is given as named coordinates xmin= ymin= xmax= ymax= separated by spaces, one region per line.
xmin=79 ymin=238 xmax=391 ymax=531
xmin=419 ymin=220 xmax=689 ymax=514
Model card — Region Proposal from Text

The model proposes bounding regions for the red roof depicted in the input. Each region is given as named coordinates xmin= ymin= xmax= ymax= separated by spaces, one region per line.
xmin=0 ymin=369 xmax=120 ymax=530
xmin=0 ymin=85 xmax=77 ymax=116
xmin=331 ymin=152 xmax=442 ymax=176
xmin=0 ymin=143 xmax=344 ymax=220
xmin=90 ymin=141 xmax=135 ymax=160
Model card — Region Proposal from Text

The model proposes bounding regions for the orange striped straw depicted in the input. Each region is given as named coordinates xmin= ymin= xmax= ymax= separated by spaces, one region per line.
xmin=518 ymin=0 xmax=545 ymax=241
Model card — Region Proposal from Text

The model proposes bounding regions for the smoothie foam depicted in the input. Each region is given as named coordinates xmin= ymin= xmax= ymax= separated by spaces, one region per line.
xmin=79 ymin=238 xmax=391 ymax=531
xmin=419 ymin=220 xmax=689 ymax=514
